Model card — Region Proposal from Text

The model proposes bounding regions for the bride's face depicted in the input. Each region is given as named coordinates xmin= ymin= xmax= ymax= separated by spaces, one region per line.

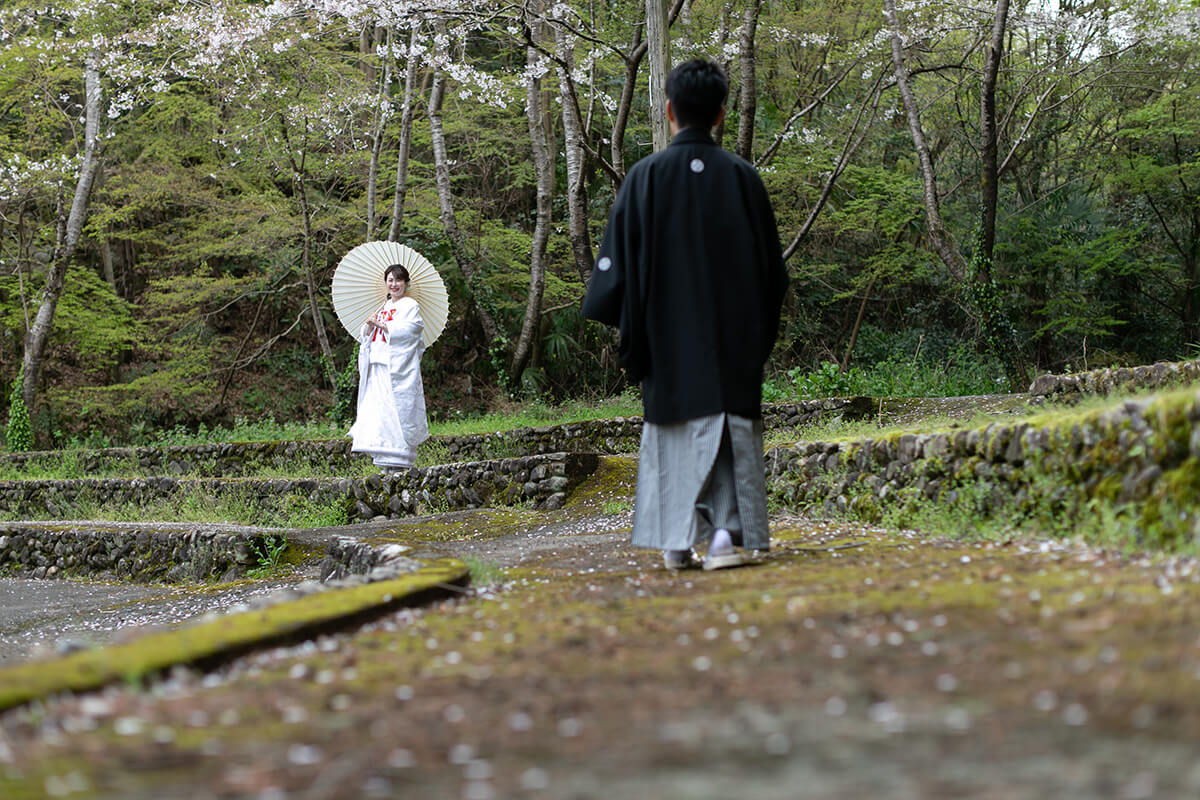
xmin=386 ymin=274 xmax=408 ymax=299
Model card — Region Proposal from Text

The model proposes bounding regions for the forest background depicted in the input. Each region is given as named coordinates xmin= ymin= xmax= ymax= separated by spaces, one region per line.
xmin=1 ymin=0 xmax=1197 ymax=449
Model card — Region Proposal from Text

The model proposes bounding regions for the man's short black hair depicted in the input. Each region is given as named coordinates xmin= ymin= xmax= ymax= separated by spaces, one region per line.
xmin=666 ymin=59 xmax=728 ymax=130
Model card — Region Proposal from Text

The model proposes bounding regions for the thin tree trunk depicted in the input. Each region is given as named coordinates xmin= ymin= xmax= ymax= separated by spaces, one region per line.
xmin=23 ymin=57 xmax=102 ymax=414
xmin=645 ymin=0 xmax=670 ymax=151
xmin=842 ymin=275 xmax=877 ymax=369
xmin=511 ymin=23 xmax=555 ymax=381
xmin=978 ymin=0 xmax=1010 ymax=277
xmin=713 ymin=5 xmax=733 ymax=148
xmin=611 ymin=35 xmax=644 ymax=180
xmin=735 ymin=0 xmax=762 ymax=161
xmin=366 ymin=28 xmax=393 ymax=240
xmin=100 ymin=238 xmax=116 ymax=293
xmin=610 ymin=0 xmax=685 ymax=178
xmin=554 ymin=25 xmax=594 ymax=282
xmin=884 ymin=0 xmax=967 ymax=280
xmin=388 ymin=27 xmax=421 ymax=241
xmin=428 ymin=67 xmax=503 ymax=345
xmin=282 ymin=122 xmax=336 ymax=386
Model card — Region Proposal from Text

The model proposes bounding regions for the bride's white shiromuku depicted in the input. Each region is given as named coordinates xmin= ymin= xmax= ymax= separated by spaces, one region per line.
xmin=348 ymin=293 xmax=429 ymax=468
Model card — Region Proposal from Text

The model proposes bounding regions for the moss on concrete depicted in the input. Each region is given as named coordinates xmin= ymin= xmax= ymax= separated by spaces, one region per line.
xmin=0 ymin=559 xmax=468 ymax=711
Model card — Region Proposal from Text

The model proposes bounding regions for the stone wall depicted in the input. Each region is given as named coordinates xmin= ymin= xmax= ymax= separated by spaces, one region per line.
xmin=0 ymin=526 xmax=420 ymax=586
xmin=0 ymin=526 xmax=276 ymax=582
xmin=1029 ymin=358 xmax=1200 ymax=399
xmin=0 ymin=452 xmax=599 ymax=523
xmin=766 ymin=389 xmax=1200 ymax=549
xmin=0 ymin=399 xmax=869 ymax=478
xmin=342 ymin=452 xmax=598 ymax=520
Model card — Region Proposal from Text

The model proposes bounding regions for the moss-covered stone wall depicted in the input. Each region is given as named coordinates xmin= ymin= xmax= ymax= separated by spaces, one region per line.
xmin=767 ymin=388 xmax=1200 ymax=549
xmin=1029 ymin=357 xmax=1200 ymax=399
xmin=343 ymin=452 xmax=599 ymax=520
xmin=0 ymin=452 xmax=599 ymax=523
xmin=0 ymin=525 xmax=417 ymax=585
xmin=0 ymin=526 xmax=274 ymax=582
xmin=0 ymin=399 xmax=868 ymax=477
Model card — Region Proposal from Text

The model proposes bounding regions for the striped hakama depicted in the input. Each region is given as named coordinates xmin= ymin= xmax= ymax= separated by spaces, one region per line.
xmin=632 ymin=413 xmax=770 ymax=552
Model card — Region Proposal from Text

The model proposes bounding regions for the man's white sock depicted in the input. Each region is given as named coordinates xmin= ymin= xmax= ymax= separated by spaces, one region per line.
xmin=710 ymin=528 xmax=733 ymax=555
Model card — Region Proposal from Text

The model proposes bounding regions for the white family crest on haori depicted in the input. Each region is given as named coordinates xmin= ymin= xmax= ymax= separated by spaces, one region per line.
xmin=331 ymin=241 xmax=449 ymax=347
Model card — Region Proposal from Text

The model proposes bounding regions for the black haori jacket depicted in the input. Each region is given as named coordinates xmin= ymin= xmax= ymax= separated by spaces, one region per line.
xmin=582 ymin=127 xmax=788 ymax=425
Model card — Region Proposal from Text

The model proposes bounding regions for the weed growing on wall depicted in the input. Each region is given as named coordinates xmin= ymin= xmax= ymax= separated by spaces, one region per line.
xmin=247 ymin=535 xmax=289 ymax=578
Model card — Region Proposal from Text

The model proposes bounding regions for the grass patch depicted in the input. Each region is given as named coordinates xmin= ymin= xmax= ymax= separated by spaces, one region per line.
xmin=427 ymin=391 xmax=642 ymax=436
xmin=0 ymin=484 xmax=349 ymax=529
xmin=601 ymin=498 xmax=634 ymax=515
xmin=464 ymin=555 xmax=503 ymax=586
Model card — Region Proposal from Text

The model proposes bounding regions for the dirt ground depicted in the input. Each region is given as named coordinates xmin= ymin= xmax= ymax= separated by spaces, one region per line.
xmin=3 ymin=455 xmax=1200 ymax=799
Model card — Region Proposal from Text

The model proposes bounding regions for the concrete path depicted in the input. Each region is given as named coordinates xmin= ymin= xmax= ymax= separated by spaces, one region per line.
xmin=0 ymin=577 xmax=298 ymax=664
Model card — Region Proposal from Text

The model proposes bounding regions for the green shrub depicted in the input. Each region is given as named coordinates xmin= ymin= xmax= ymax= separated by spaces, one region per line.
xmin=767 ymin=345 xmax=1008 ymax=402
xmin=328 ymin=354 xmax=359 ymax=427
xmin=5 ymin=367 xmax=33 ymax=452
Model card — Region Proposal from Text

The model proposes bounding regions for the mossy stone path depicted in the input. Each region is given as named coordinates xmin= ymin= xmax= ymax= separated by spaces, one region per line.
xmin=2 ymin=452 xmax=1200 ymax=798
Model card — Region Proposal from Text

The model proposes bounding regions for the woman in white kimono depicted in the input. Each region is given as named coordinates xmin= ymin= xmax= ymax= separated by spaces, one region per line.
xmin=348 ymin=264 xmax=429 ymax=470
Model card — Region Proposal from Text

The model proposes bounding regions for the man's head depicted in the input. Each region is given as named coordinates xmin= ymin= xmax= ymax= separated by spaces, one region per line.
xmin=665 ymin=59 xmax=728 ymax=132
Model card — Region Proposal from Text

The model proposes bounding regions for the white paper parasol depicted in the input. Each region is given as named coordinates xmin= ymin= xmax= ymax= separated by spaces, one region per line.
xmin=331 ymin=241 xmax=449 ymax=347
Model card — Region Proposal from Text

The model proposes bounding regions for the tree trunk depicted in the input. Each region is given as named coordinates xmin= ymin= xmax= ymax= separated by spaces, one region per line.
xmin=296 ymin=171 xmax=337 ymax=386
xmin=282 ymin=122 xmax=336 ymax=386
xmin=609 ymin=0 xmax=685 ymax=179
xmin=428 ymin=67 xmax=503 ymax=345
xmin=645 ymin=0 xmax=670 ymax=151
xmin=978 ymin=0 xmax=1010 ymax=276
xmin=735 ymin=0 xmax=762 ymax=161
xmin=22 ymin=57 xmax=102 ymax=414
xmin=100 ymin=238 xmax=117 ymax=293
xmin=511 ymin=24 xmax=555 ymax=381
xmin=388 ymin=27 xmax=421 ymax=242
xmin=713 ymin=5 xmax=733 ymax=149
xmin=366 ymin=28 xmax=393 ymax=240
xmin=611 ymin=34 xmax=645 ymax=180
xmin=884 ymin=0 xmax=967 ymax=280
xmin=554 ymin=25 xmax=594 ymax=283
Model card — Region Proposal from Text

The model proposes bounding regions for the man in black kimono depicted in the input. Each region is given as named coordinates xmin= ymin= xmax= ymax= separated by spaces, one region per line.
xmin=582 ymin=58 xmax=788 ymax=570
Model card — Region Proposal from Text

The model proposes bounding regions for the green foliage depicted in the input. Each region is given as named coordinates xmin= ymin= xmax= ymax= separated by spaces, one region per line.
xmin=429 ymin=390 xmax=643 ymax=436
xmin=463 ymin=555 xmax=503 ymax=587
xmin=766 ymin=344 xmax=1008 ymax=401
xmin=0 ymin=268 xmax=140 ymax=378
xmin=794 ymin=361 xmax=863 ymax=397
xmin=5 ymin=367 xmax=33 ymax=452
xmin=965 ymin=245 xmax=1021 ymax=368
xmin=601 ymin=498 xmax=634 ymax=515
xmin=247 ymin=535 xmax=289 ymax=578
xmin=276 ymin=496 xmax=349 ymax=529
xmin=328 ymin=354 xmax=359 ymax=427
xmin=149 ymin=416 xmax=343 ymax=447
xmin=2 ymin=0 xmax=1197 ymax=426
